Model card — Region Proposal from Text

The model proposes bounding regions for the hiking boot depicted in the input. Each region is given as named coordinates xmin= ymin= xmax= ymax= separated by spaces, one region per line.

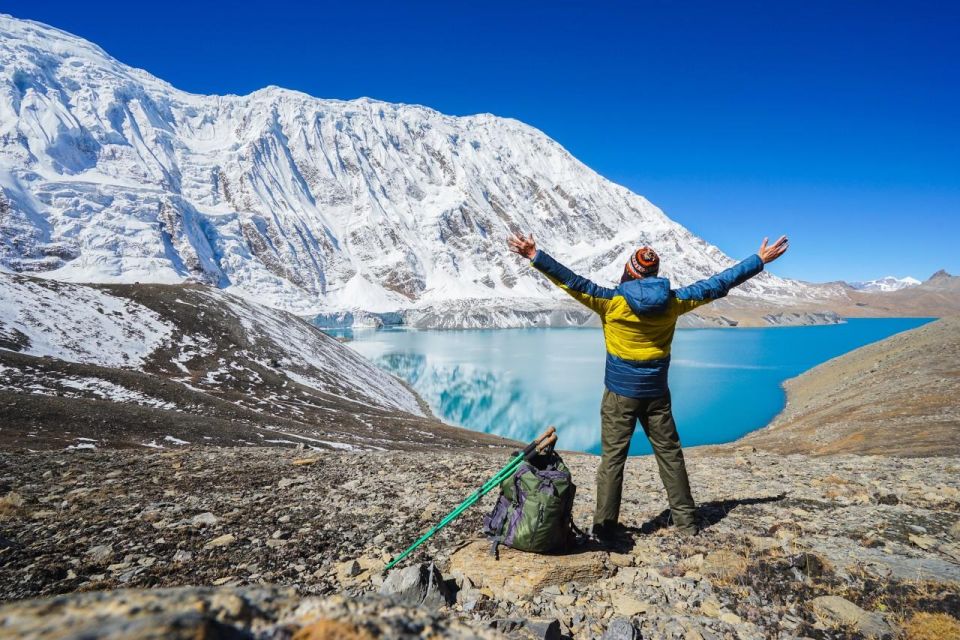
xmin=590 ymin=522 xmax=627 ymax=545
xmin=676 ymin=524 xmax=700 ymax=538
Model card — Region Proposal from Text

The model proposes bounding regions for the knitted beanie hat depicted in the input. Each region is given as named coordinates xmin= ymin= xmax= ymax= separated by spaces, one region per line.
xmin=625 ymin=246 xmax=660 ymax=279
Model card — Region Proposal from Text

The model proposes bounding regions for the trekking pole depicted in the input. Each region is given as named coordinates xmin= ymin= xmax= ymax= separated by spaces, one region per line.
xmin=384 ymin=426 xmax=557 ymax=571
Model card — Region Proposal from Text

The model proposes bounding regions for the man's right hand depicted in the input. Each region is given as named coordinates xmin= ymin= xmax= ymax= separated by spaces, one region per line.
xmin=508 ymin=233 xmax=538 ymax=260
xmin=758 ymin=235 xmax=789 ymax=264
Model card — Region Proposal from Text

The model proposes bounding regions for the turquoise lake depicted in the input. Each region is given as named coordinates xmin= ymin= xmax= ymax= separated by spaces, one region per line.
xmin=345 ymin=318 xmax=932 ymax=455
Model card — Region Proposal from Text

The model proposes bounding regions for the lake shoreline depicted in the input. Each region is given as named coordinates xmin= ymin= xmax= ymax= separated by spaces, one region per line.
xmin=344 ymin=317 xmax=935 ymax=456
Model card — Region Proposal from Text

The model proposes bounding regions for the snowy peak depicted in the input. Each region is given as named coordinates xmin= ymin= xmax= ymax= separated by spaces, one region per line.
xmin=849 ymin=276 xmax=921 ymax=292
xmin=0 ymin=14 xmax=814 ymax=326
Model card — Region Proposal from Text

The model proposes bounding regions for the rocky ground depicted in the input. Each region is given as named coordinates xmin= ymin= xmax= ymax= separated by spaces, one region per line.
xmin=2 ymin=446 xmax=959 ymax=639
xmin=734 ymin=317 xmax=960 ymax=457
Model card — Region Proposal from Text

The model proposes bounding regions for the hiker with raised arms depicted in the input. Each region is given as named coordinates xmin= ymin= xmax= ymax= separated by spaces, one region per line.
xmin=507 ymin=232 xmax=789 ymax=540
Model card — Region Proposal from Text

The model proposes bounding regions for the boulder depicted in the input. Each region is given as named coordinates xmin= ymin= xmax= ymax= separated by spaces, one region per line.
xmin=602 ymin=617 xmax=639 ymax=640
xmin=810 ymin=595 xmax=892 ymax=639
xmin=379 ymin=562 xmax=452 ymax=609
xmin=0 ymin=585 xmax=298 ymax=640
xmin=447 ymin=540 xmax=607 ymax=599
xmin=203 ymin=533 xmax=235 ymax=549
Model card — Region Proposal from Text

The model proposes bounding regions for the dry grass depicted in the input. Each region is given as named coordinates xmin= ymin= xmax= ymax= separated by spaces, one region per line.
xmin=903 ymin=612 xmax=960 ymax=640
xmin=0 ymin=491 xmax=23 ymax=520
xmin=702 ymin=549 xmax=750 ymax=583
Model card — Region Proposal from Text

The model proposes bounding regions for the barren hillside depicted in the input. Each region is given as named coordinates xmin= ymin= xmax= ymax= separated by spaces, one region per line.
xmin=733 ymin=317 xmax=960 ymax=457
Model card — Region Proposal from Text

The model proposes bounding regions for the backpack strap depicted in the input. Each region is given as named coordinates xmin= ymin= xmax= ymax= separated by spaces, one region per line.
xmin=489 ymin=536 xmax=502 ymax=559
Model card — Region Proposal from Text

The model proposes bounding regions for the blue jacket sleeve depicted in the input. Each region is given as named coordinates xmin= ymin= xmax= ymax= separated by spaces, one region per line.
xmin=674 ymin=254 xmax=764 ymax=303
xmin=531 ymin=250 xmax=616 ymax=314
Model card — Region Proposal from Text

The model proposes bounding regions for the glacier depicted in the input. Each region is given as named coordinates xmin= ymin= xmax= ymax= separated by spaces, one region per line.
xmin=0 ymin=14 xmax=823 ymax=328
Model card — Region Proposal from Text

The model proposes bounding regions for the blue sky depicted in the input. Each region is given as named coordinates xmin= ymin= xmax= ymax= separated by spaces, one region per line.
xmin=6 ymin=1 xmax=958 ymax=282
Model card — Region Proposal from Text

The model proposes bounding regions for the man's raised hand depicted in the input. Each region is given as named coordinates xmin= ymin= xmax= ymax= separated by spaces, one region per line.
xmin=758 ymin=235 xmax=789 ymax=264
xmin=507 ymin=233 xmax=538 ymax=260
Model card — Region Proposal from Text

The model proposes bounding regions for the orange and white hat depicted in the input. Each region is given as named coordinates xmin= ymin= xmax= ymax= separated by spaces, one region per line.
xmin=625 ymin=247 xmax=660 ymax=279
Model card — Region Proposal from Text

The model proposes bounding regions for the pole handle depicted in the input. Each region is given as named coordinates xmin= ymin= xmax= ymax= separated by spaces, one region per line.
xmin=521 ymin=425 xmax=556 ymax=458
xmin=535 ymin=432 xmax=558 ymax=454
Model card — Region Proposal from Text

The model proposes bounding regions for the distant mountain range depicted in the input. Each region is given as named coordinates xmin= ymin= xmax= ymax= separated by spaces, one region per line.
xmin=849 ymin=276 xmax=921 ymax=292
xmin=0 ymin=14 xmax=837 ymax=329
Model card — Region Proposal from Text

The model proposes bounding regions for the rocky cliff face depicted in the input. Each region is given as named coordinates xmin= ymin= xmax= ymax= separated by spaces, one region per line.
xmin=0 ymin=15 xmax=824 ymax=329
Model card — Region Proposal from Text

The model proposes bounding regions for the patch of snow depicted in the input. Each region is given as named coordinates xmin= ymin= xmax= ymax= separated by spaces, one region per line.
xmin=0 ymin=274 xmax=174 ymax=368
xmin=163 ymin=435 xmax=189 ymax=445
xmin=849 ymin=276 xmax=921 ymax=292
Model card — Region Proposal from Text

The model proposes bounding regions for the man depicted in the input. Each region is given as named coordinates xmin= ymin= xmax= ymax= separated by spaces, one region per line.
xmin=507 ymin=232 xmax=789 ymax=538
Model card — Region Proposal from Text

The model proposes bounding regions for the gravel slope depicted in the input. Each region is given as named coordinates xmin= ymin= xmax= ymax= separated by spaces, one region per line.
xmin=734 ymin=316 xmax=960 ymax=457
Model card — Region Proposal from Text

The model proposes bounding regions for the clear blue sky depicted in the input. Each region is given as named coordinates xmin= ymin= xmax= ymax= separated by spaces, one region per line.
xmin=7 ymin=1 xmax=958 ymax=282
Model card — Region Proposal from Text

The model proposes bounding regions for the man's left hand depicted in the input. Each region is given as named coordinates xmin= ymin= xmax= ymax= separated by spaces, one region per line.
xmin=758 ymin=235 xmax=789 ymax=264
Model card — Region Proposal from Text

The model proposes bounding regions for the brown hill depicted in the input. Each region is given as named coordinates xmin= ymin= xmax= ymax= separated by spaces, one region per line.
xmin=732 ymin=316 xmax=960 ymax=456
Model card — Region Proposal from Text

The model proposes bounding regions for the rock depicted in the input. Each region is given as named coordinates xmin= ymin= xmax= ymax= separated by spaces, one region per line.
xmin=203 ymin=533 xmax=236 ymax=549
xmin=457 ymin=587 xmax=486 ymax=612
xmin=602 ymin=617 xmax=639 ymax=640
xmin=610 ymin=593 xmax=648 ymax=617
xmin=278 ymin=477 xmax=306 ymax=489
xmin=447 ymin=540 xmax=607 ymax=598
xmin=85 ymin=544 xmax=113 ymax=564
xmin=191 ymin=512 xmax=218 ymax=527
xmin=554 ymin=594 xmax=575 ymax=608
xmin=908 ymin=534 xmax=938 ymax=550
xmin=810 ymin=595 xmax=893 ymax=639
xmin=949 ymin=520 xmax=960 ymax=541
xmin=524 ymin=619 xmax=562 ymax=640
xmin=699 ymin=597 xmax=722 ymax=617
xmin=489 ymin=619 xmax=525 ymax=633
xmin=379 ymin=562 xmax=452 ymax=609
xmin=0 ymin=585 xmax=300 ymax=640
xmin=172 ymin=550 xmax=192 ymax=563
xmin=294 ymin=619 xmax=374 ymax=640
xmin=613 ymin=566 xmax=641 ymax=586
xmin=336 ymin=560 xmax=361 ymax=582
xmin=719 ymin=611 xmax=742 ymax=625
xmin=609 ymin=552 xmax=634 ymax=567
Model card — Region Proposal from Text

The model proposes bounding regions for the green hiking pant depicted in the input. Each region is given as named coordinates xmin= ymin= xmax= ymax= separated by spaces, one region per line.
xmin=594 ymin=389 xmax=697 ymax=531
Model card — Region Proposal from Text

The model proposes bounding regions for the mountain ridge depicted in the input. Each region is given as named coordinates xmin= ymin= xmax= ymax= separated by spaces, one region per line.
xmin=0 ymin=14 xmax=828 ymax=328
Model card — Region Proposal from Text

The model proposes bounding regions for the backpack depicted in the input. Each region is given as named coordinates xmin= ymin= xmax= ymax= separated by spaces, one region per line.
xmin=482 ymin=450 xmax=580 ymax=556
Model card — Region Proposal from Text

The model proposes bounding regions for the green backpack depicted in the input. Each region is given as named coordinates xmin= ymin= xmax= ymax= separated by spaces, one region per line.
xmin=482 ymin=450 xmax=579 ymax=555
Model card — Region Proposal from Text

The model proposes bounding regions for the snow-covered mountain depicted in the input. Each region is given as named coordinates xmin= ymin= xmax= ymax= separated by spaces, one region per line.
xmin=0 ymin=270 xmax=506 ymax=450
xmin=0 ymin=14 xmax=817 ymax=327
xmin=849 ymin=276 xmax=921 ymax=292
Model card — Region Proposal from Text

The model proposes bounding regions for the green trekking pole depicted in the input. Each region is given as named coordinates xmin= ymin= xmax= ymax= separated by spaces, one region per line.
xmin=385 ymin=426 xmax=557 ymax=571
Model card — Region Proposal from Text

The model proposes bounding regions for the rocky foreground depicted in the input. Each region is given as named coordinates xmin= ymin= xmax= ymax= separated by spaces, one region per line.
xmin=2 ymin=446 xmax=959 ymax=639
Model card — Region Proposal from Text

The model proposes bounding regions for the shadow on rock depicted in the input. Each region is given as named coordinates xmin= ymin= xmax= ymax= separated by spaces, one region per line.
xmin=636 ymin=494 xmax=787 ymax=535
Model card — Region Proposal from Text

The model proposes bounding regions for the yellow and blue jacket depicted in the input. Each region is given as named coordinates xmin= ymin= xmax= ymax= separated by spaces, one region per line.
xmin=531 ymin=250 xmax=764 ymax=398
